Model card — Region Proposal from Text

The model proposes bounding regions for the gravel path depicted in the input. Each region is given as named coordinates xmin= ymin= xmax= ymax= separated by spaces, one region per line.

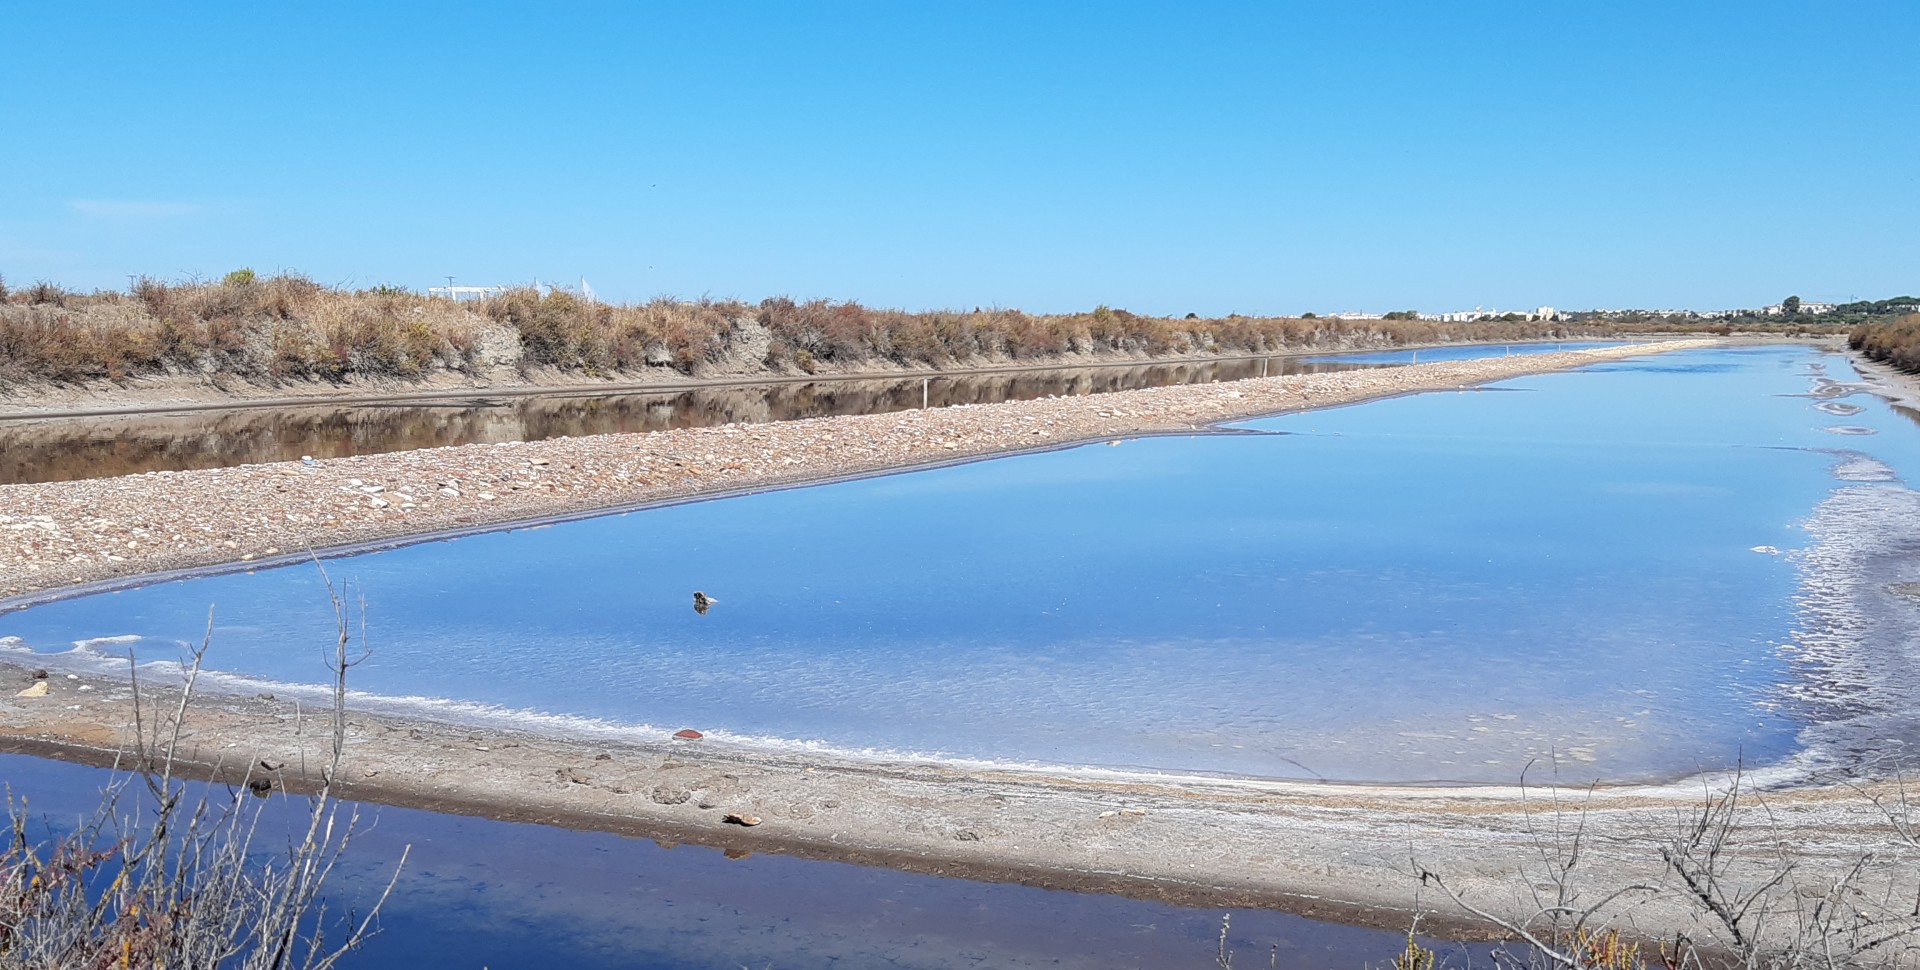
xmin=1 ymin=341 xmax=1711 ymax=603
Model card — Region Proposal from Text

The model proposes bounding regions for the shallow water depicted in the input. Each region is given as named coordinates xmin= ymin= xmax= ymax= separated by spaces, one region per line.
xmin=0 ymin=753 xmax=1449 ymax=970
xmin=8 ymin=344 xmax=1920 ymax=784
xmin=0 ymin=355 xmax=1376 ymax=485
xmin=1300 ymin=340 xmax=1624 ymax=366
xmin=0 ymin=341 xmax=1599 ymax=486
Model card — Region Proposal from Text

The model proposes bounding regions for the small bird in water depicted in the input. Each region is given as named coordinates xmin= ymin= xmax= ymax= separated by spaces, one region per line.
xmin=693 ymin=591 xmax=718 ymax=615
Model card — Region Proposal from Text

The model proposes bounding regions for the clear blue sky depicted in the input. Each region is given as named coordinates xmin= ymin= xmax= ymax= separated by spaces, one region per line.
xmin=3 ymin=2 xmax=1914 ymax=315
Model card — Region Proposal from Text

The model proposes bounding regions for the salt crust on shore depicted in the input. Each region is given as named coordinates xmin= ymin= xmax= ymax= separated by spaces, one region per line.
xmin=9 ymin=338 xmax=1916 ymax=941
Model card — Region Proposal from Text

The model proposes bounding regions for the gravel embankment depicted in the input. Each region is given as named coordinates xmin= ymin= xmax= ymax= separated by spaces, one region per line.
xmin=0 ymin=341 xmax=1711 ymax=603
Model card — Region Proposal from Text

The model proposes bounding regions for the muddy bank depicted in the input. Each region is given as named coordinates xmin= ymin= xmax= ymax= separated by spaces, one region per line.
xmin=0 ymin=341 xmax=1708 ymax=603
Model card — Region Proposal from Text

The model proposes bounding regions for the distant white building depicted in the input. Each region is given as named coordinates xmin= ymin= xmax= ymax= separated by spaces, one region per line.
xmin=428 ymin=276 xmax=602 ymax=303
xmin=534 ymin=277 xmax=600 ymax=302
xmin=1761 ymin=301 xmax=1837 ymax=315
xmin=428 ymin=285 xmax=507 ymax=301
xmin=1416 ymin=307 xmax=1558 ymax=322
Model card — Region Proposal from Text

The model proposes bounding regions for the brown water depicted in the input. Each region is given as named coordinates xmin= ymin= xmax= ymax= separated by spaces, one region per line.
xmin=0 ymin=356 xmax=1375 ymax=484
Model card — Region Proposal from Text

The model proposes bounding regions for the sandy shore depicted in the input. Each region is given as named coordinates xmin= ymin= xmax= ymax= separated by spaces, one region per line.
xmin=8 ymin=336 xmax=1917 ymax=947
xmin=2 ymin=659 xmax=1914 ymax=945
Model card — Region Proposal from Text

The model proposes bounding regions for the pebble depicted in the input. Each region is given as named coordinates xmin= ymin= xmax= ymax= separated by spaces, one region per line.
xmin=0 ymin=343 xmax=1702 ymax=601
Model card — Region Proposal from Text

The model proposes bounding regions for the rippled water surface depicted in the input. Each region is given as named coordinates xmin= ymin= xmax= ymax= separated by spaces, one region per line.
xmin=9 ymin=344 xmax=1920 ymax=784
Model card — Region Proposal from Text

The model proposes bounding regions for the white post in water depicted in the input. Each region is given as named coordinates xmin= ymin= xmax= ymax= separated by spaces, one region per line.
xmin=1412 ymin=349 xmax=1418 ymax=363
xmin=922 ymin=378 xmax=929 ymax=409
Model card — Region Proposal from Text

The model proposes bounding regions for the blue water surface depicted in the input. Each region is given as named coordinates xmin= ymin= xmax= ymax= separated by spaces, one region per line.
xmin=6 ymin=345 xmax=1915 ymax=784
xmin=1302 ymin=339 xmax=1627 ymax=366
xmin=0 ymin=754 xmax=1442 ymax=970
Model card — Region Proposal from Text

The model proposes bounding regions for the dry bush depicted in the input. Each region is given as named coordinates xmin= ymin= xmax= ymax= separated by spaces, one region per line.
xmin=1851 ymin=316 xmax=1920 ymax=374
xmin=0 ymin=577 xmax=405 ymax=968
xmin=480 ymin=289 xmax=751 ymax=375
xmin=2 ymin=273 xmax=1650 ymax=390
xmin=1411 ymin=768 xmax=1920 ymax=970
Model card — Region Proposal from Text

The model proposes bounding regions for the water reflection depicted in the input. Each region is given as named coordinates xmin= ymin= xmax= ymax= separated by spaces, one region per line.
xmin=0 ymin=357 xmax=1378 ymax=485
xmin=0 ymin=753 xmax=1463 ymax=970
xmin=1299 ymin=340 xmax=1625 ymax=366
xmin=10 ymin=346 xmax=1905 ymax=784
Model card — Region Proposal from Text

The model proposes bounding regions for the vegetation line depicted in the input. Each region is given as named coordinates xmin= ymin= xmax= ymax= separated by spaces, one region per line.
xmin=0 ymin=271 xmax=1823 ymax=391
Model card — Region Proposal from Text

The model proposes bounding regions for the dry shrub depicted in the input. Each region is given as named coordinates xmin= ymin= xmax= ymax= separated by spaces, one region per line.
xmin=1851 ymin=315 xmax=1920 ymax=374
xmin=1 ymin=274 xmax=1694 ymax=390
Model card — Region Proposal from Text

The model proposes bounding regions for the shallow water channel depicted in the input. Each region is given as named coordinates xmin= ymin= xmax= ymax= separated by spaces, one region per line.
xmin=8 ymin=343 xmax=1919 ymax=786
xmin=0 ymin=341 xmax=1621 ymax=485
xmin=0 ymin=753 xmax=1453 ymax=970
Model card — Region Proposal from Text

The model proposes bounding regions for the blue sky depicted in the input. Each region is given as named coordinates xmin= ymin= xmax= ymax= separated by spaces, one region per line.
xmin=2 ymin=2 xmax=1914 ymax=315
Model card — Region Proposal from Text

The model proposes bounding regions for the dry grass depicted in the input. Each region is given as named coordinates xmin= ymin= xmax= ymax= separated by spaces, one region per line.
xmin=0 ymin=579 xmax=404 ymax=968
xmin=0 ymin=274 xmax=483 ymax=385
xmin=1850 ymin=315 xmax=1920 ymax=374
xmin=2 ymin=272 xmax=1644 ymax=389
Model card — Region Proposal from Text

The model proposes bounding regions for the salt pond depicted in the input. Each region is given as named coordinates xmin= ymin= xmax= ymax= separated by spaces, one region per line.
xmin=7 ymin=344 xmax=1919 ymax=785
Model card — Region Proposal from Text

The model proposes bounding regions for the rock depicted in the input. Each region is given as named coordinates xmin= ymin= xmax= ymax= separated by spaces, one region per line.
xmin=246 ymin=778 xmax=272 ymax=797
xmin=650 ymin=785 xmax=692 ymax=805
xmin=953 ymin=828 xmax=981 ymax=841
xmin=594 ymin=751 xmax=612 ymax=761
xmin=30 ymin=669 xmax=47 ymax=680
xmin=16 ymin=681 xmax=49 ymax=697
xmin=673 ymin=728 xmax=704 ymax=740
xmin=439 ymin=487 xmax=461 ymax=498
xmin=722 ymin=813 xmax=762 ymax=827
